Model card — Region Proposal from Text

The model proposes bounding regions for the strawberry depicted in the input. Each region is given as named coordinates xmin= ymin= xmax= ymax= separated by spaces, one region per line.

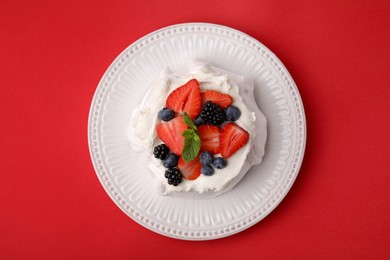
xmin=166 ymin=79 xmax=201 ymax=119
xmin=178 ymin=156 xmax=202 ymax=180
xmin=201 ymin=90 xmax=232 ymax=109
xmin=219 ymin=123 xmax=249 ymax=158
xmin=198 ymin=125 xmax=220 ymax=154
xmin=156 ymin=116 xmax=188 ymax=155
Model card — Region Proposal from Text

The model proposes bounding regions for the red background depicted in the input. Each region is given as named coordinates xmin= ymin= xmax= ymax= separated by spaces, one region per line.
xmin=1 ymin=0 xmax=389 ymax=259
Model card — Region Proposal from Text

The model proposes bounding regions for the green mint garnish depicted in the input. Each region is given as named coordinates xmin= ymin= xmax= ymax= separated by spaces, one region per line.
xmin=182 ymin=135 xmax=201 ymax=162
xmin=182 ymin=112 xmax=197 ymax=130
xmin=182 ymin=112 xmax=200 ymax=162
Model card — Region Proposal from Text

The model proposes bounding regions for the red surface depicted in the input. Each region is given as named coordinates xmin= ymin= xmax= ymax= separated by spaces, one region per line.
xmin=1 ymin=0 xmax=389 ymax=259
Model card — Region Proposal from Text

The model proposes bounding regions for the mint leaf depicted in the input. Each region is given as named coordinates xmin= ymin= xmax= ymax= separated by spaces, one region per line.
xmin=182 ymin=112 xmax=197 ymax=131
xmin=182 ymin=129 xmax=195 ymax=139
xmin=181 ymin=113 xmax=201 ymax=162
xmin=182 ymin=135 xmax=200 ymax=162
xmin=192 ymin=134 xmax=200 ymax=142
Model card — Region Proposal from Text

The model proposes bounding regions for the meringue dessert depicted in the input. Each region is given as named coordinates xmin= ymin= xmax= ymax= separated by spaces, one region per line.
xmin=128 ymin=62 xmax=267 ymax=198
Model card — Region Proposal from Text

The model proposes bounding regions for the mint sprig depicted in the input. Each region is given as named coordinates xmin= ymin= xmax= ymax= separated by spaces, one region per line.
xmin=182 ymin=112 xmax=200 ymax=162
xmin=182 ymin=112 xmax=197 ymax=130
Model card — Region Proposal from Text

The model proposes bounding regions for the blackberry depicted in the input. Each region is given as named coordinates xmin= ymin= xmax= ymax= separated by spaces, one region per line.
xmin=164 ymin=168 xmax=182 ymax=186
xmin=200 ymin=101 xmax=225 ymax=126
xmin=153 ymin=144 xmax=169 ymax=160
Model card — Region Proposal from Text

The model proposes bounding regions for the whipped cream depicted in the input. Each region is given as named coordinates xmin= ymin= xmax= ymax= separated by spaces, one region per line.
xmin=128 ymin=61 xmax=267 ymax=198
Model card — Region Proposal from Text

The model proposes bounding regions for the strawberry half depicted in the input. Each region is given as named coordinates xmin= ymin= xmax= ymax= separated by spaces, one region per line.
xmin=156 ymin=116 xmax=188 ymax=155
xmin=219 ymin=123 xmax=249 ymax=158
xmin=166 ymin=79 xmax=201 ymax=119
xmin=178 ymin=156 xmax=202 ymax=180
xmin=198 ymin=125 xmax=220 ymax=154
xmin=201 ymin=90 xmax=232 ymax=109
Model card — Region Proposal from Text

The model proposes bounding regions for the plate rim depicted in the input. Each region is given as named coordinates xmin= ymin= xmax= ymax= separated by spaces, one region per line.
xmin=88 ymin=22 xmax=306 ymax=240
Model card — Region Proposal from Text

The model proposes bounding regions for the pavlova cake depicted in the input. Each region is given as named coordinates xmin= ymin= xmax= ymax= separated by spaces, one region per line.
xmin=128 ymin=62 xmax=267 ymax=198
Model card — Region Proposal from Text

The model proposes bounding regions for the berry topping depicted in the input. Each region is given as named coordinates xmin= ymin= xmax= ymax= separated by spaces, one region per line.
xmin=158 ymin=108 xmax=175 ymax=121
xmin=153 ymin=144 xmax=169 ymax=160
xmin=201 ymin=90 xmax=233 ymax=109
xmin=166 ymin=79 xmax=201 ymax=119
xmin=198 ymin=125 xmax=220 ymax=154
xmin=163 ymin=153 xmax=180 ymax=168
xmin=178 ymin=156 xmax=202 ymax=180
xmin=199 ymin=151 xmax=213 ymax=165
xmin=193 ymin=116 xmax=205 ymax=126
xmin=156 ymin=116 xmax=188 ymax=155
xmin=164 ymin=168 xmax=182 ymax=186
xmin=212 ymin=157 xmax=227 ymax=169
xmin=199 ymin=101 xmax=225 ymax=126
xmin=201 ymin=165 xmax=214 ymax=176
xmin=225 ymin=106 xmax=241 ymax=121
xmin=219 ymin=123 xmax=249 ymax=158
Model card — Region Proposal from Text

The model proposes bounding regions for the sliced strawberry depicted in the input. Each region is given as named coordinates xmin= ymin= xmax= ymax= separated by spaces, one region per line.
xmin=178 ymin=156 xmax=202 ymax=180
xmin=219 ymin=123 xmax=249 ymax=158
xmin=198 ymin=125 xmax=220 ymax=154
xmin=156 ymin=116 xmax=188 ymax=155
xmin=201 ymin=90 xmax=232 ymax=109
xmin=166 ymin=79 xmax=201 ymax=119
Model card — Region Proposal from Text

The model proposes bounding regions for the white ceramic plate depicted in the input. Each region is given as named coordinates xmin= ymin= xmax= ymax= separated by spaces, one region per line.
xmin=88 ymin=23 xmax=306 ymax=240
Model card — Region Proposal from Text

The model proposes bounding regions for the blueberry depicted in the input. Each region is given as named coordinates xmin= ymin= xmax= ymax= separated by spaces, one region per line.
xmin=163 ymin=153 xmax=179 ymax=168
xmin=194 ymin=116 xmax=204 ymax=126
xmin=225 ymin=106 xmax=241 ymax=121
xmin=200 ymin=151 xmax=213 ymax=165
xmin=212 ymin=157 xmax=227 ymax=169
xmin=201 ymin=165 xmax=214 ymax=176
xmin=158 ymin=108 xmax=175 ymax=121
